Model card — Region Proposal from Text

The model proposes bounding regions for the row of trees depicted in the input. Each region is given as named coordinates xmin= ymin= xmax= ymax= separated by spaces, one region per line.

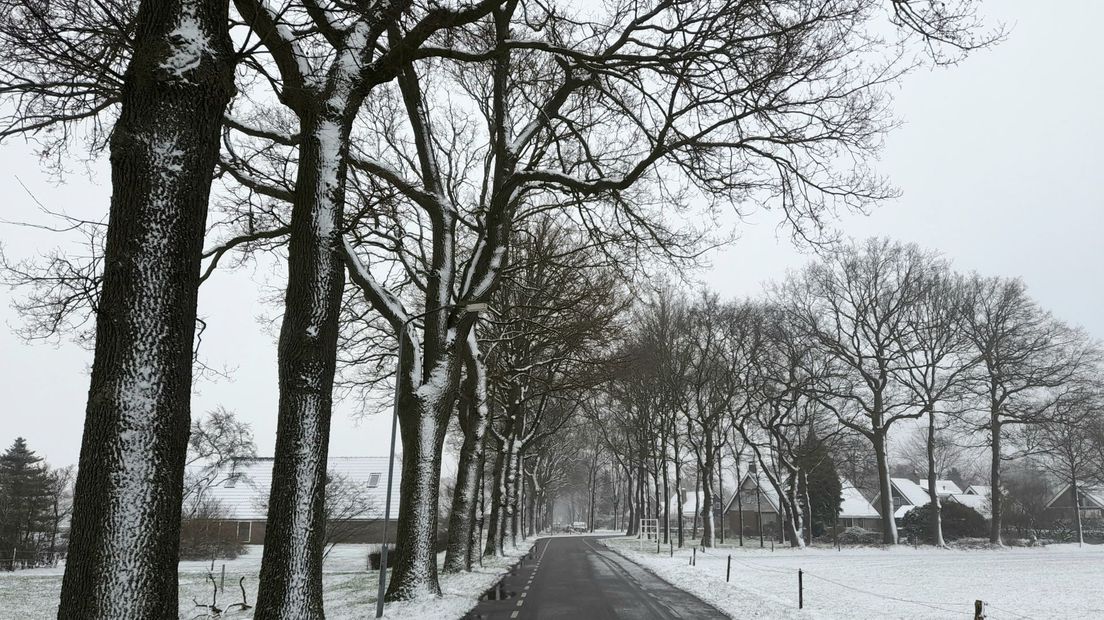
xmin=590 ymin=238 xmax=1103 ymax=550
xmin=0 ymin=0 xmax=998 ymax=617
xmin=0 ymin=438 xmax=74 ymax=568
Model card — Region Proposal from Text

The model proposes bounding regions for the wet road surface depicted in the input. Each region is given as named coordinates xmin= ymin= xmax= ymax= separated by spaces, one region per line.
xmin=464 ymin=535 xmax=728 ymax=619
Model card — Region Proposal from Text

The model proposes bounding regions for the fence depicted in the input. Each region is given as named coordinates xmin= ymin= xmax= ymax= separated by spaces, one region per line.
xmin=0 ymin=549 xmax=62 ymax=571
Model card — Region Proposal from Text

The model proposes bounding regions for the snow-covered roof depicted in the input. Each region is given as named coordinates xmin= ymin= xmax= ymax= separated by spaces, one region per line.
xmin=947 ymin=493 xmax=990 ymax=518
xmin=890 ymin=478 xmax=931 ymax=507
xmin=1044 ymin=484 xmax=1104 ymax=510
xmin=921 ymin=479 xmax=964 ymax=497
xmin=964 ymin=485 xmax=991 ymax=497
xmin=840 ymin=479 xmax=880 ymax=519
xmin=723 ymin=473 xmax=781 ymax=514
xmin=201 ymin=456 xmax=401 ymax=520
xmin=668 ymin=491 xmax=707 ymax=518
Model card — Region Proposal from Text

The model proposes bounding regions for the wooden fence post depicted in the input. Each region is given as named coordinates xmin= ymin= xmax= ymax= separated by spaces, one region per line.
xmin=798 ymin=569 xmax=804 ymax=609
xmin=974 ymin=600 xmax=986 ymax=620
xmin=726 ymin=555 xmax=732 ymax=582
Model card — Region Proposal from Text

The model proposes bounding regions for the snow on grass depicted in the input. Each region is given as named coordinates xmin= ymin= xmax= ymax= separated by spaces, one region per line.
xmin=603 ymin=536 xmax=1104 ymax=619
xmin=0 ymin=541 xmax=536 ymax=619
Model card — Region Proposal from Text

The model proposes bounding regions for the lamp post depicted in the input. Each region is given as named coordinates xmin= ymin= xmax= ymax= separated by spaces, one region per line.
xmin=376 ymin=301 xmax=488 ymax=618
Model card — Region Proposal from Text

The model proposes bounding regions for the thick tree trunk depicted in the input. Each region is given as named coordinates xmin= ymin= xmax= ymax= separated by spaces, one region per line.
xmin=386 ymin=371 xmax=457 ymax=600
xmin=926 ymin=413 xmax=945 ymax=547
xmin=58 ymin=1 xmax=234 ymax=616
xmin=255 ymin=109 xmax=353 ymax=618
xmin=989 ymin=412 xmax=1004 ymax=545
xmin=444 ymin=339 xmax=490 ymax=573
xmin=701 ymin=434 xmax=716 ymax=548
xmin=873 ymin=431 xmax=899 ymax=544
xmin=484 ymin=449 xmax=506 ymax=556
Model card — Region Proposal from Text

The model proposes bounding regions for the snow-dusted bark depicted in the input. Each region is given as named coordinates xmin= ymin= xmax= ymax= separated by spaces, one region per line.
xmin=444 ymin=334 xmax=490 ymax=573
xmin=386 ymin=353 xmax=463 ymax=600
xmin=926 ymin=415 xmax=946 ymax=547
xmin=873 ymin=432 xmax=899 ymax=545
xmin=253 ymin=108 xmax=356 ymax=618
xmin=57 ymin=1 xmax=235 ymax=617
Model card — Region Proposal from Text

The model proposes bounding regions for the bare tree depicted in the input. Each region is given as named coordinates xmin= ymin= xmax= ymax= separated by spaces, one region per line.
xmin=893 ymin=265 xmax=976 ymax=546
xmin=779 ymin=239 xmax=933 ymax=544
xmin=1023 ymin=379 xmax=1104 ymax=545
xmin=183 ymin=408 xmax=258 ymax=516
xmin=962 ymin=275 xmax=1087 ymax=545
xmin=2 ymin=0 xmax=238 ymax=614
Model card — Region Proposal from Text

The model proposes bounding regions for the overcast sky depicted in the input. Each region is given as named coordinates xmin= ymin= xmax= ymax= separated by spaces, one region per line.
xmin=1 ymin=0 xmax=1101 ymax=468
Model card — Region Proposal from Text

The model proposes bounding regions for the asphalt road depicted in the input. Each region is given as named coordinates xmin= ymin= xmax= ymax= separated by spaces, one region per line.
xmin=464 ymin=536 xmax=728 ymax=620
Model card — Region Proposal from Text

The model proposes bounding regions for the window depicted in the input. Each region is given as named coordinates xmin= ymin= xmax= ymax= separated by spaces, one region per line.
xmin=237 ymin=521 xmax=251 ymax=543
xmin=368 ymin=473 xmax=381 ymax=488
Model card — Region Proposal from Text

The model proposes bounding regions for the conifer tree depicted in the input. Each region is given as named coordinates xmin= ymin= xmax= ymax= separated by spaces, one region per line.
xmin=0 ymin=438 xmax=53 ymax=562
xmin=796 ymin=431 xmax=843 ymax=537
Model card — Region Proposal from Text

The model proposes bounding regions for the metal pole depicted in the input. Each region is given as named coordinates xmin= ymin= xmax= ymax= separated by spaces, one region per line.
xmin=798 ymin=569 xmax=803 ymax=609
xmin=376 ymin=326 xmax=405 ymax=619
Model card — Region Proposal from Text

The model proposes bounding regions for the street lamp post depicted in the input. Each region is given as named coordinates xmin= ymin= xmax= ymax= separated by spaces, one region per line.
xmin=375 ymin=301 xmax=488 ymax=618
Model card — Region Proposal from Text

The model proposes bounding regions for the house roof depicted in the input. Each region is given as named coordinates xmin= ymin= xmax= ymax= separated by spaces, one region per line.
xmin=947 ymin=493 xmax=990 ymax=519
xmin=200 ymin=456 xmax=401 ymax=521
xmin=1044 ymin=484 xmax=1104 ymax=510
xmin=723 ymin=473 xmax=780 ymax=514
xmin=924 ymin=479 xmax=964 ymax=497
xmin=668 ymin=491 xmax=707 ymax=518
xmin=890 ymin=478 xmax=932 ymax=507
xmin=840 ymin=479 xmax=880 ymax=519
xmin=964 ymin=485 xmax=991 ymax=496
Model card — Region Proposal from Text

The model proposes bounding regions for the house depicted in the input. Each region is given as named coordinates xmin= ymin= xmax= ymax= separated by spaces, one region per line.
xmin=723 ymin=473 xmax=782 ymax=538
xmin=946 ymin=492 xmax=990 ymax=519
xmin=197 ymin=456 xmax=401 ymax=545
xmin=838 ymin=479 xmax=881 ymax=530
xmin=964 ymin=485 xmax=991 ymax=497
xmin=875 ymin=478 xmax=932 ymax=522
xmin=1043 ymin=484 xmax=1104 ymax=523
xmin=928 ymin=479 xmax=964 ymax=498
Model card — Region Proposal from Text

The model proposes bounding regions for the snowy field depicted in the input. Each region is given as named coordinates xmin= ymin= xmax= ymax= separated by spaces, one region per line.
xmin=0 ymin=541 xmax=535 ymax=619
xmin=605 ymin=536 xmax=1104 ymax=619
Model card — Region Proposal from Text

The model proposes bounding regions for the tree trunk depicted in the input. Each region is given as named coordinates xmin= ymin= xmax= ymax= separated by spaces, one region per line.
xmin=386 ymin=373 xmax=457 ymax=600
xmin=1071 ymin=475 xmax=1084 ymax=546
xmin=483 ymin=448 xmax=505 ymax=557
xmin=255 ymin=109 xmax=354 ymax=618
xmin=58 ymin=1 xmax=234 ymax=616
xmin=735 ymin=458 xmax=744 ymax=546
xmin=926 ymin=413 xmax=945 ymax=547
xmin=443 ymin=343 xmax=489 ymax=572
xmin=701 ymin=434 xmax=716 ymax=548
xmin=675 ymin=453 xmax=684 ymax=547
xmin=989 ymin=412 xmax=1004 ymax=545
xmin=692 ymin=473 xmax=700 ymax=540
xmin=873 ymin=431 xmax=899 ymax=544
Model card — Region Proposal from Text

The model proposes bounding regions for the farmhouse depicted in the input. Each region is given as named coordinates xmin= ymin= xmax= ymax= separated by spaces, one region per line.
xmin=198 ymin=456 xmax=400 ymax=545
xmin=1044 ymin=484 xmax=1104 ymax=523
xmin=838 ymin=480 xmax=881 ymax=530
xmin=723 ymin=473 xmax=782 ymax=538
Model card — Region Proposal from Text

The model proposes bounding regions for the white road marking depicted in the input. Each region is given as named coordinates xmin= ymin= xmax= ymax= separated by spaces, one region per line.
xmin=511 ymin=612 xmax=519 ymax=618
xmin=516 ymin=599 xmax=524 ymax=607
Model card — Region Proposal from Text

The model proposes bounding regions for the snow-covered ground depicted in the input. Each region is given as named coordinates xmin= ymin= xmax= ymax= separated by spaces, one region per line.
xmin=604 ymin=536 xmax=1104 ymax=620
xmin=0 ymin=541 xmax=535 ymax=619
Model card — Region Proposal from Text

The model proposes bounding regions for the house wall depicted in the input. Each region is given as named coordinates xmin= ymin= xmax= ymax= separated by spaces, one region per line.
xmin=1044 ymin=487 xmax=1104 ymax=524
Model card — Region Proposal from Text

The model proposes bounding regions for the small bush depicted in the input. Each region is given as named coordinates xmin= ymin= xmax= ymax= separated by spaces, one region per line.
xmin=900 ymin=503 xmax=987 ymax=543
xmin=368 ymin=544 xmax=397 ymax=570
xmin=179 ymin=519 xmax=245 ymax=561
xmin=837 ymin=526 xmax=882 ymax=545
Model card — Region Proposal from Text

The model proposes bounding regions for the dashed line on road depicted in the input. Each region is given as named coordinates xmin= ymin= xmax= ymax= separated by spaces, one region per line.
xmin=510 ymin=612 xmax=519 ymax=618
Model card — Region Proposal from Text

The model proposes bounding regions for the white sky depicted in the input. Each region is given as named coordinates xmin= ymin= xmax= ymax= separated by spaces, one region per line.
xmin=1 ymin=0 xmax=1101 ymax=467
